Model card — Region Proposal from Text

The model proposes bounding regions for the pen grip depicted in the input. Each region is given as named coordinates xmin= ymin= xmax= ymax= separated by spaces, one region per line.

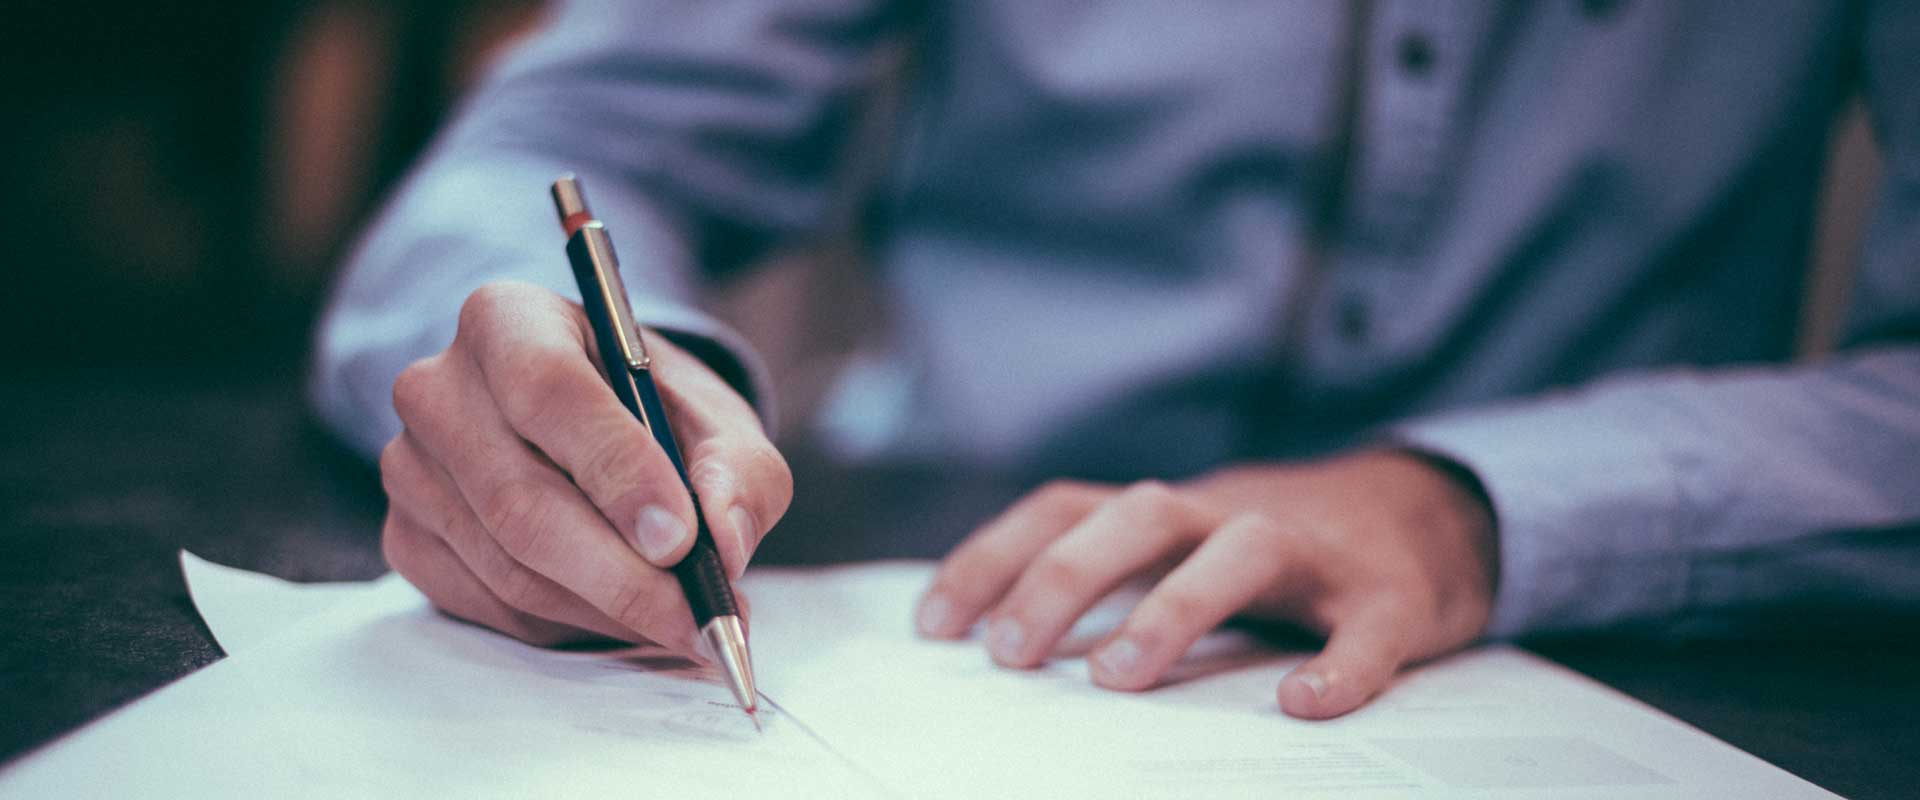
xmin=606 ymin=352 xmax=740 ymax=627
xmin=672 ymin=527 xmax=739 ymax=626
xmin=631 ymin=374 xmax=741 ymax=626
xmin=569 ymin=232 xmax=741 ymax=628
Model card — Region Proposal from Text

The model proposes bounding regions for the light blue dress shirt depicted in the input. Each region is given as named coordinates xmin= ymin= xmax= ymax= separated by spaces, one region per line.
xmin=312 ymin=1 xmax=1920 ymax=638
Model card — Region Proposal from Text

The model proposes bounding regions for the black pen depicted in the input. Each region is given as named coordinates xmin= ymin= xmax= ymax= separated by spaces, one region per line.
xmin=550 ymin=174 xmax=757 ymax=715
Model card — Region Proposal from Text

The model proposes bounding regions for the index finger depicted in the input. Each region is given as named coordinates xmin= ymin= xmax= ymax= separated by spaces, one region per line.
xmin=396 ymin=346 xmax=701 ymax=653
xmin=917 ymin=480 xmax=1111 ymax=639
xmin=458 ymin=282 xmax=700 ymax=566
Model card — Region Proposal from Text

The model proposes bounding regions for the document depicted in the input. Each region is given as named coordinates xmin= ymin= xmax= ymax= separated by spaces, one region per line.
xmin=181 ymin=551 xmax=406 ymax=654
xmin=746 ymin=565 xmax=1837 ymax=799
xmin=2 ymin=555 xmax=883 ymax=799
xmin=0 ymin=555 xmax=1838 ymax=799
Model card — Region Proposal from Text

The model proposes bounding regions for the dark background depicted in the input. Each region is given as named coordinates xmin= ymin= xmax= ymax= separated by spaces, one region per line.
xmin=0 ymin=3 xmax=1913 ymax=798
xmin=1 ymin=0 xmax=544 ymax=373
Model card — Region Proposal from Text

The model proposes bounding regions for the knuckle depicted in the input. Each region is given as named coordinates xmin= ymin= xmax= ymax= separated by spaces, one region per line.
xmin=492 ymin=563 xmax=545 ymax=611
xmin=389 ymin=359 xmax=438 ymax=422
xmin=1117 ymin=480 xmax=1186 ymax=527
xmin=686 ymin=434 xmax=726 ymax=464
xmin=482 ymin=480 xmax=555 ymax=561
xmin=498 ymin=351 xmax=587 ymax=433
xmin=459 ymin=281 xmax=531 ymax=331
xmin=741 ymin=442 xmax=794 ymax=514
xmin=1144 ymin=589 xmax=1209 ymax=629
xmin=605 ymin=580 xmax=665 ymax=631
xmin=579 ymin=435 xmax=648 ymax=495
xmin=1035 ymin=479 xmax=1095 ymax=503
xmin=686 ymin=442 xmax=729 ymax=487
xmin=519 ymin=342 xmax=587 ymax=384
xmin=689 ymin=436 xmax=790 ymax=502
xmin=741 ymin=440 xmax=791 ymax=485
xmin=1230 ymin=511 xmax=1286 ymax=543
xmin=934 ymin=544 xmax=998 ymax=595
xmin=1024 ymin=479 xmax=1090 ymax=512
xmin=1029 ymin=551 xmax=1089 ymax=595
xmin=377 ymin=440 xmax=410 ymax=497
xmin=959 ymin=537 xmax=1022 ymax=577
xmin=1119 ymin=480 xmax=1178 ymax=510
xmin=380 ymin=516 xmax=415 ymax=574
xmin=1230 ymin=509 xmax=1278 ymax=531
xmin=1001 ymin=480 xmax=1098 ymax=531
xmin=595 ymin=472 xmax=683 ymax=534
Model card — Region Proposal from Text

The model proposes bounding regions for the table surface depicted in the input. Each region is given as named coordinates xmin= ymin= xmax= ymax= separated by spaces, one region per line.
xmin=3 ymin=370 xmax=1915 ymax=798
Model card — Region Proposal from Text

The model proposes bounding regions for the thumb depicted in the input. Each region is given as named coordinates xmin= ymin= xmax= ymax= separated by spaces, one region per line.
xmin=687 ymin=436 xmax=793 ymax=580
xmin=630 ymin=502 xmax=699 ymax=568
xmin=1277 ymin=604 xmax=1411 ymax=719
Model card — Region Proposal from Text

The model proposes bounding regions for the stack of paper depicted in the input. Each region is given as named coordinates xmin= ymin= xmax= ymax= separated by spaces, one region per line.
xmin=0 ymin=554 xmax=1836 ymax=798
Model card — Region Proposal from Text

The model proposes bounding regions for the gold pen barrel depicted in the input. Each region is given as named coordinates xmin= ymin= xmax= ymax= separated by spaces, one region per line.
xmin=576 ymin=223 xmax=651 ymax=370
xmin=552 ymin=175 xmax=649 ymax=369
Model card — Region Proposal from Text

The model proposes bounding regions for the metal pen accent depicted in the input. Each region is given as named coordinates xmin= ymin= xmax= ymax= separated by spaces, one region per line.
xmin=550 ymin=174 xmax=758 ymax=715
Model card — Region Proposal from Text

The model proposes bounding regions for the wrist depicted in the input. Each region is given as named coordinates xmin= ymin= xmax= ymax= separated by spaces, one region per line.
xmin=1365 ymin=448 xmax=1501 ymax=633
xmin=1393 ymin=449 xmax=1496 ymax=540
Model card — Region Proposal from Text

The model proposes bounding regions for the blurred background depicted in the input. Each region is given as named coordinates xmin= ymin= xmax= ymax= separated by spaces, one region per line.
xmin=0 ymin=0 xmax=883 ymax=427
xmin=0 ymin=0 xmax=1881 ymax=425
xmin=5 ymin=0 xmax=533 ymax=372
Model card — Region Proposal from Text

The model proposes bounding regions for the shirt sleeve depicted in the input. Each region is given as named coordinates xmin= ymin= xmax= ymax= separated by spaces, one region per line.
xmin=1394 ymin=1 xmax=1920 ymax=639
xmin=309 ymin=0 xmax=911 ymax=458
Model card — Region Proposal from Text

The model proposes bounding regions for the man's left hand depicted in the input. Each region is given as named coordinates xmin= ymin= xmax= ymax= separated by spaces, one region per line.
xmin=915 ymin=450 xmax=1499 ymax=719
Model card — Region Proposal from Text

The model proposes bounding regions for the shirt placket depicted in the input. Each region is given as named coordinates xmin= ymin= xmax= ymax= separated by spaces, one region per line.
xmin=1316 ymin=0 xmax=1479 ymax=372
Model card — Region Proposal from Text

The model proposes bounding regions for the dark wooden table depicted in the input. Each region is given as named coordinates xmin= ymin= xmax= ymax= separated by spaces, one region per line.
xmin=3 ymin=370 xmax=1915 ymax=798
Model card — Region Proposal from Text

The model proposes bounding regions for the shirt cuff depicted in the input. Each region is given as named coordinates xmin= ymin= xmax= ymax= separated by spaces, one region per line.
xmin=308 ymin=158 xmax=776 ymax=456
xmin=1390 ymin=397 xmax=1694 ymax=638
xmin=629 ymin=296 xmax=778 ymax=436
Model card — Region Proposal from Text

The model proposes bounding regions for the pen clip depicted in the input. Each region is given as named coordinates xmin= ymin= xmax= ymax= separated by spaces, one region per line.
xmin=577 ymin=222 xmax=653 ymax=372
xmin=552 ymin=175 xmax=652 ymax=372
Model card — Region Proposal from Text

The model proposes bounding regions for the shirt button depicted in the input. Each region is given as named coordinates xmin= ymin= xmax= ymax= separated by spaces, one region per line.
xmin=1396 ymin=32 xmax=1436 ymax=78
xmin=1337 ymin=294 xmax=1372 ymax=343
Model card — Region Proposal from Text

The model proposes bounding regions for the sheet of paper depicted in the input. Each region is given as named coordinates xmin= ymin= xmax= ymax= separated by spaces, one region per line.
xmin=1 ymin=560 xmax=885 ymax=799
xmin=1 ymin=557 xmax=1837 ymax=799
xmin=747 ymin=565 xmax=1838 ymax=800
xmin=180 ymin=551 xmax=405 ymax=655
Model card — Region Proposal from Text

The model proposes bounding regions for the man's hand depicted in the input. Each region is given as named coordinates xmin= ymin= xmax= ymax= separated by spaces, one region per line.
xmin=378 ymin=280 xmax=791 ymax=652
xmin=915 ymin=450 xmax=1497 ymax=719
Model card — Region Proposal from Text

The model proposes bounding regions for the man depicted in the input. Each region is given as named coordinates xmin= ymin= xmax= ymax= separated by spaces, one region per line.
xmin=312 ymin=2 xmax=1920 ymax=719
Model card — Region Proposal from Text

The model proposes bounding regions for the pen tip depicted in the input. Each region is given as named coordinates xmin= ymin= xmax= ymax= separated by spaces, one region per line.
xmin=703 ymin=616 xmax=757 ymax=712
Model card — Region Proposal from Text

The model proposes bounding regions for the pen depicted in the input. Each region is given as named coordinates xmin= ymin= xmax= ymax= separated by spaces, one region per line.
xmin=549 ymin=174 xmax=758 ymax=716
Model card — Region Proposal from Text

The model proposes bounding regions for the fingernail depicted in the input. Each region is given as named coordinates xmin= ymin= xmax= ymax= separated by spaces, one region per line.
xmin=1094 ymin=637 xmax=1142 ymax=677
xmin=916 ymin=594 xmax=952 ymax=636
xmin=987 ymin=618 xmax=1025 ymax=661
xmin=1295 ymin=671 xmax=1328 ymax=700
xmin=632 ymin=505 xmax=691 ymax=563
xmin=726 ymin=506 xmax=758 ymax=578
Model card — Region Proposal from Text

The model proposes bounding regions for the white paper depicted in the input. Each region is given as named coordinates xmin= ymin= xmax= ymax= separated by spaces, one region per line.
xmin=747 ymin=565 xmax=1840 ymax=800
xmin=0 ymin=557 xmax=1838 ymax=799
xmin=180 ymin=551 xmax=405 ymax=655
xmin=2 ymin=559 xmax=884 ymax=799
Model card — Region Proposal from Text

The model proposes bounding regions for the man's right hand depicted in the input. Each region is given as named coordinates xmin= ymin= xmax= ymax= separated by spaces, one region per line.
xmin=377 ymin=280 xmax=791 ymax=652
